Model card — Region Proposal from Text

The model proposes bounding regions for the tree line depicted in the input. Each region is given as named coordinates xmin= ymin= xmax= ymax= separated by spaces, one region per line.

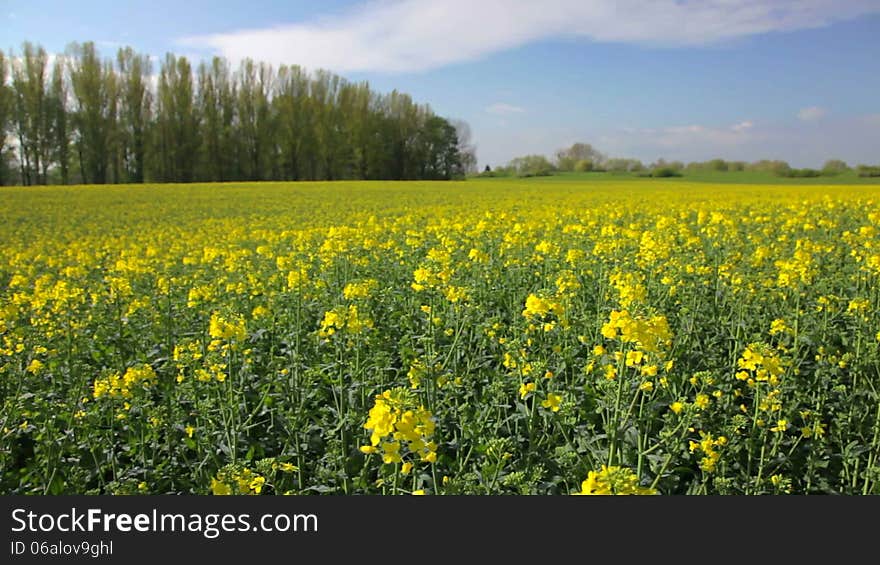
xmin=482 ymin=142 xmax=878 ymax=178
xmin=0 ymin=41 xmax=478 ymax=186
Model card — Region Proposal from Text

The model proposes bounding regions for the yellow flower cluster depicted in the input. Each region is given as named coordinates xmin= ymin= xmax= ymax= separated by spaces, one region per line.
xmin=521 ymin=293 xmax=564 ymax=319
xmin=689 ymin=431 xmax=728 ymax=473
xmin=343 ymin=279 xmax=378 ymax=300
xmin=411 ymin=265 xmax=451 ymax=292
xmin=211 ymin=459 xmax=298 ymax=495
xmin=574 ymin=465 xmax=657 ymax=495
xmin=774 ymin=239 xmax=818 ymax=288
xmin=318 ymin=304 xmax=373 ymax=338
xmin=360 ymin=389 xmax=437 ymax=465
xmin=554 ymin=270 xmax=581 ymax=296
xmin=208 ymin=312 xmax=247 ymax=342
xmin=93 ymin=364 xmax=157 ymax=399
xmin=541 ymin=393 xmax=562 ymax=412
xmin=407 ymin=359 xmax=427 ymax=389
xmin=609 ymin=271 xmax=647 ymax=308
xmin=769 ymin=318 xmax=790 ymax=336
xmin=600 ymin=310 xmax=672 ymax=354
xmin=211 ymin=467 xmax=266 ymax=495
xmin=736 ymin=342 xmax=785 ymax=386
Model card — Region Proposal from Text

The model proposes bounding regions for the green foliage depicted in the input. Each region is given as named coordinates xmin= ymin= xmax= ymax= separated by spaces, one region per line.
xmin=856 ymin=165 xmax=880 ymax=178
xmin=605 ymin=158 xmax=645 ymax=174
xmin=650 ymin=166 xmax=682 ymax=178
xmin=0 ymin=51 xmax=11 ymax=186
xmin=68 ymin=41 xmax=119 ymax=184
xmin=505 ymin=154 xmax=556 ymax=177
xmin=821 ymin=159 xmax=849 ymax=176
xmin=706 ymin=158 xmax=728 ymax=171
xmin=10 ymin=42 xmax=52 ymax=186
xmin=116 ymin=47 xmax=151 ymax=183
xmin=0 ymin=41 xmax=472 ymax=186
xmin=574 ymin=159 xmax=594 ymax=172
xmin=555 ymin=142 xmax=604 ymax=172
xmin=747 ymin=160 xmax=792 ymax=176
xmin=777 ymin=167 xmax=822 ymax=178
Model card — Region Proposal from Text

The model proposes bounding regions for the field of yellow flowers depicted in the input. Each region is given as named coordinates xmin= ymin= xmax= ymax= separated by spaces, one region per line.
xmin=1 ymin=179 xmax=879 ymax=495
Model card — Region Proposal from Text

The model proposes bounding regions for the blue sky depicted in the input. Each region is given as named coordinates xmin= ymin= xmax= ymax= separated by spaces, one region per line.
xmin=5 ymin=0 xmax=880 ymax=168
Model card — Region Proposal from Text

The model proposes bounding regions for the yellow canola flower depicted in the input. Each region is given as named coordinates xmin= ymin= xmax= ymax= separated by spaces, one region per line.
xmin=318 ymin=305 xmax=374 ymax=338
xmin=211 ymin=478 xmax=232 ymax=496
xmin=208 ymin=312 xmax=246 ymax=341
xmin=541 ymin=393 xmax=562 ymax=412
xmin=362 ymin=388 xmax=438 ymax=466
xmin=522 ymin=294 xmax=564 ymax=319
xmin=343 ymin=279 xmax=378 ymax=300
xmin=600 ymin=310 xmax=672 ymax=354
xmin=92 ymin=364 xmax=157 ymax=400
xmin=574 ymin=465 xmax=656 ymax=495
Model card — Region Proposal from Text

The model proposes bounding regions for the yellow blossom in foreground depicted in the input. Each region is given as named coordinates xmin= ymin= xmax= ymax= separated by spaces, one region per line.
xmin=541 ymin=393 xmax=562 ymax=412
xmin=770 ymin=419 xmax=788 ymax=433
xmin=574 ymin=465 xmax=656 ymax=495
xmin=211 ymin=478 xmax=232 ymax=496
xmin=362 ymin=388 xmax=437 ymax=466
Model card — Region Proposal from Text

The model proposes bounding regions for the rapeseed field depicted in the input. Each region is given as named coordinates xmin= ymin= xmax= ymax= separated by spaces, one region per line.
xmin=2 ymin=179 xmax=878 ymax=495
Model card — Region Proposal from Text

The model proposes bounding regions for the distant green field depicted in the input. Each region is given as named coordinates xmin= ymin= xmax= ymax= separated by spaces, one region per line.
xmin=473 ymin=170 xmax=880 ymax=185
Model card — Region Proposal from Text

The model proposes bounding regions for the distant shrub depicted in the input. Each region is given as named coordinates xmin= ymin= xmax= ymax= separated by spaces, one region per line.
xmin=606 ymin=158 xmax=644 ymax=174
xmin=821 ymin=159 xmax=849 ymax=176
xmin=574 ymin=159 xmax=594 ymax=172
xmin=777 ymin=168 xmax=822 ymax=178
xmin=856 ymin=165 xmax=880 ymax=177
xmin=683 ymin=159 xmax=739 ymax=172
xmin=707 ymin=158 xmax=728 ymax=172
xmin=748 ymin=160 xmax=791 ymax=175
xmin=479 ymin=166 xmax=513 ymax=178
xmin=505 ymin=155 xmax=556 ymax=177
xmin=650 ymin=167 xmax=682 ymax=178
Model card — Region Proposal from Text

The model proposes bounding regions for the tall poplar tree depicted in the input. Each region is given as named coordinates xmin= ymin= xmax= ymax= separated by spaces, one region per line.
xmin=68 ymin=41 xmax=116 ymax=184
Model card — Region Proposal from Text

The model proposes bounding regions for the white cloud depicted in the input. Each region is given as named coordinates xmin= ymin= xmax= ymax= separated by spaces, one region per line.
xmin=797 ymin=106 xmax=826 ymax=121
xmin=731 ymin=120 xmax=754 ymax=133
xmin=96 ymin=40 xmax=126 ymax=50
xmin=593 ymin=119 xmax=758 ymax=164
xmin=609 ymin=120 xmax=757 ymax=152
xmin=486 ymin=103 xmax=525 ymax=116
xmin=7 ymin=51 xmax=60 ymax=72
xmin=476 ymin=114 xmax=880 ymax=169
xmin=590 ymin=114 xmax=880 ymax=167
xmin=178 ymin=0 xmax=880 ymax=73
